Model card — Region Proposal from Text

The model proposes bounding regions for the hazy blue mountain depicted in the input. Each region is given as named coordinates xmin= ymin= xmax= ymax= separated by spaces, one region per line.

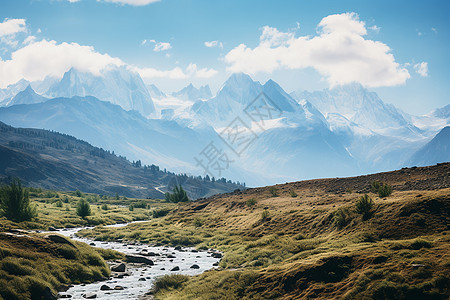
xmin=147 ymin=83 xmax=166 ymax=98
xmin=188 ymin=73 xmax=359 ymax=183
xmin=431 ymin=104 xmax=450 ymax=120
xmin=0 ymin=121 xmax=243 ymax=198
xmin=0 ymin=79 xmax=30 ymax=106
xmin=172 ymin=83 xmax=212 ymax=102
xmin=6 ymin=85 xmax=48 ymax=107
xmin=407 ymin=126 xmax=450 ymax=166
xmin=46 ymin=65 xmax=155 ymax=117
xmin=0 ymin=96 xmax=206 ymax=174
xmin=292 ymin=83 xmax=420 ymax=137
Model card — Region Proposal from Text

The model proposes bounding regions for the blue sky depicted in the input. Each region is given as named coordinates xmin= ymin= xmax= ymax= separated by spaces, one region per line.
xmin=0 ymin=0 xmax=448 ymax=114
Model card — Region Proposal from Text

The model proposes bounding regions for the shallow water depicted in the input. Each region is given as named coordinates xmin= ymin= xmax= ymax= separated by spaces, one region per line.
xmin=56 ymin=222 xmax=220 ymax=299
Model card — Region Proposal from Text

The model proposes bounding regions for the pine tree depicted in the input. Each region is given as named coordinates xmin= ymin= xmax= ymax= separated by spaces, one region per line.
xmin=0 ymin=179 xmax=37 ymax=222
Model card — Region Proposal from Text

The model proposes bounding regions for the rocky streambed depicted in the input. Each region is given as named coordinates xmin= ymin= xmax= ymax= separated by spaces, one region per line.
xmin=54 ymin=222 xmax=221 ymax=299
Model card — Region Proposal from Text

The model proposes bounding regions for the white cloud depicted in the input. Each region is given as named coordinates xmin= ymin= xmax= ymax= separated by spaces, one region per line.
xmin=100 ymin=0 xmax=160 ymax=6
xmin=414 ymin=62 xmax=428 ymax=77
xmin=431 ymin=27 xmax=437 ymax=34
xmin=0 ymin=18 xmax=27 ymax=37
xmin=204 ymin=40 xmax=223 ymax=48
xmin=186 ymin=63 xmax=218 ymax=78
xmin=134 ymin=66 xmax=187 ymax=80
xmin=369 ymin=25 xmax=380 ymax=33
xmin=142 ymin=39 xmax=171 ymax=51
xmin=23 ymin=35 xmax=37 ymax=45
xmin=0 ymin=39 xmax=124 ymax=88
xmin=68 ymin=0 xmax=81 ymax=3
xmin=225 ymin=12 xmax=410 ymax=88
xmin=135 ymin=63 xmax=217 ymax=80
xmin=153 ymin=42 xmax=171 ymax=52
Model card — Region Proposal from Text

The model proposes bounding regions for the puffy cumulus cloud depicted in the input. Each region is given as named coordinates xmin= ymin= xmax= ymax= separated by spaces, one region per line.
xmin=414 ymin=62 xmax=428 ymax=77
xmin=225 ymin=12 xmax=410 ymax=87
xmin=0 ymin=39 xmax=124 ymax=88
xmin=0 ymin=38 xmax=216 ymax=88
xmin=204 ymin=40 xmax=223 ymax=48
xmin=100 ymin=0 xmax=159 ymax=6
xmin=0 ymin=18 xmax=27 ymax=37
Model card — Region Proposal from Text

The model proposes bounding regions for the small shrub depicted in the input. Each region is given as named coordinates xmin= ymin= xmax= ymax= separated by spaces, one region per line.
xmin=333 ymin=208 xmax=348 ymax=228
xmin=371 ymin=181 xmax=392 ymax=197
xmin=101 ymin=204 xmax=109 ymax=210
xmin=75 ymin=190 xmax=82 ymax=197
xmin=129 ymin=205 xmax=134 ymax=211
xmin=193 ymin=217 xmax=203 ymax=228
xmin=268 ymin=187 xmax=278 ymax=197
xmin=76 ymin=199 xmax=91 ymax=218
xmin=0 ymin=179 xmax=37 ymax=222
xmin=261 ymin=209 xmax=270 ymax=221
xmin=378 ymin=184 xmax=392 ymax=197
xmin=246 ymin=198 xmax=257 ymax=207
xmin=165 ymin=185 xmax=189 ymax=203
xmin=55 ymin=200 xmax=63 ymax=207
xmin=289 ymin=190 xmax=298 ymax=197
xmin=152 ymin=208 xmax=171 ymax=218
xmin=355 ymin=194 xmax=373 ymax=219
xmin=134 ymin=200 xmax=148 ymax=208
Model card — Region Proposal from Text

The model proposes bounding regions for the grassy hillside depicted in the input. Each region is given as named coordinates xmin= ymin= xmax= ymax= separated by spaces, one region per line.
xmin=0 ymin=121 xmax=244 ymax=199
xmin=0 ymin=190 xmax=168 ymax=299
xmin=78 ymin=163 xmax=450 ymax=299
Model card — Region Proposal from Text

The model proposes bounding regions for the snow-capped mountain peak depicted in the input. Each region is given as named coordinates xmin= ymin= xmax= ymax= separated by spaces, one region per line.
xmin=46 ymin=65 xmax=156 ymax=117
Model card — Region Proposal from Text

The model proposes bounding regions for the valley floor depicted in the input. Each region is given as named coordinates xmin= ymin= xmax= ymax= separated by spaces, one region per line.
xmin=0 ymin=164 xmax=449 ymax=299
xmin=78 ymin=163 xmax=450 ymax=299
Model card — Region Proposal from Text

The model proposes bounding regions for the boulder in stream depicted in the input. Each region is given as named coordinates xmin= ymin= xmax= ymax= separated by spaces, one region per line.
xmin=82 ymin=293 xmax=97 ymax=299
xmin=125 ymin=255 xmax=154 ymax=265
xmin=170 ymin=266 xmax=180 ymax=271
xmin=111 ymin=263 xmax=126 ymax=272
xmin=190 ymin=264 xmax=200 ymax=269
xmin=100 ymin=285 xmax=111 ymax=291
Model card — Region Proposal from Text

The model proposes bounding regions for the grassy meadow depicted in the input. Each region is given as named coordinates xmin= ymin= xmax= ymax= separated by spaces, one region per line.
xmin=0 ymin=187 xmax=172 ymax=299
xmin=78 ymin=181 xmax=450 ymax=299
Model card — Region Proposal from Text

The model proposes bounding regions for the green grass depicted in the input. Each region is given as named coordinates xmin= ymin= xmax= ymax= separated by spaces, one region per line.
xmin=76 ymin=187 xmax=450 ymax=299
xmin=0 ymin=231 xmax=119 ymax=299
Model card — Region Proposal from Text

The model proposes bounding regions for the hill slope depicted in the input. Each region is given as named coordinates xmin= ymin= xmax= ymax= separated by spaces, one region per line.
xmin=79 ymin=163 xmax=450 ymax=299
xmin=407 ymin=126 xmax=450 ymax=167
xmin=0 ymin=121 xmax=243 ymax=198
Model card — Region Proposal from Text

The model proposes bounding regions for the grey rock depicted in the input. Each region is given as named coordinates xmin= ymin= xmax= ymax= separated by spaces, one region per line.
xmin=190 ymin=264 xmax=200 ymax=269
xmin=111 ymin=263 xmax=126 ymax=272
xmin=125 ymin=255 xmax=154 ymax=265
xmin=170 ymin=266 xmax=180 ymax=271
xmin=100 ymin=285 xmax=111 ymax=291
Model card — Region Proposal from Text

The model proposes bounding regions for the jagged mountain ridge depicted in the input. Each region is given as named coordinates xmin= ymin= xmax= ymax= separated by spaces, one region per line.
xmin=46 ymin=65 xmax=156 ymax=117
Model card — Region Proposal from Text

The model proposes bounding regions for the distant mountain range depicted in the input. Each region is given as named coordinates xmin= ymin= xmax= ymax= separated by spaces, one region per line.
xmin=0 ymin=121 xmax=243 ymax=198
xmin=0 ymin=65 xmax=448 ymax=187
